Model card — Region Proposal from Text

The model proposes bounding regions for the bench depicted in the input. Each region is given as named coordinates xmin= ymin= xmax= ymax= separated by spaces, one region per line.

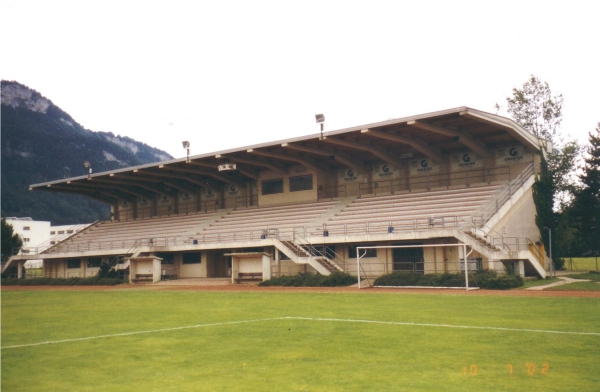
xmin=235 ymin=272 xmax=263 ymax=281
xmin=132 ymin=273 xmax=153 ymax=283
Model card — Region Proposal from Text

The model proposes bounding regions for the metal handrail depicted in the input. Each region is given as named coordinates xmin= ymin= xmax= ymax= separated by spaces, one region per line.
xmin=358 ymin=166 xmax=511 ymax=196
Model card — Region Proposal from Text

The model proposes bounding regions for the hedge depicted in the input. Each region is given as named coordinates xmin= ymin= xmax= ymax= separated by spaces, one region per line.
xmin=373 ymin=270 xmax=523 ymax=290
xmin=259 ymin=272 xmax=356 ymax=287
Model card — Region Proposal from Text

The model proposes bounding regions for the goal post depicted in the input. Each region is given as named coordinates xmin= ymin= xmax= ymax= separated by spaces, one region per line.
xmin=357 ymin=243 xmax=474 ymax=290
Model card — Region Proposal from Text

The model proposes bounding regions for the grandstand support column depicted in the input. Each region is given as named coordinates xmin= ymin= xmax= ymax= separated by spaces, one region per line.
xmin=17 ymin=260 xmax=24 ymax=279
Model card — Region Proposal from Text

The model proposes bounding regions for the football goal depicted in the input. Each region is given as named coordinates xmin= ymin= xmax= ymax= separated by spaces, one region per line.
xmin=356 ymin=243 xmax=477 ymax=290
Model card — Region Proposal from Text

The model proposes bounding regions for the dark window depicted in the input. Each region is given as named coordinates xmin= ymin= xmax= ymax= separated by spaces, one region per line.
xmin=156 ymin=253 xmax=174 ymax=264
xmin=290 ymin=175 xmax=313 ymax=192
xmin=182 ymin=252 xmax=201 ymax=264
xmin=67 ymin=259 xmax=81 ymax=269
xmin=87 ymin=258 xmax=102 ymax=268
xmin=262 ymin=178 xmax=284 ymax=195
xmin=348 ymin=245 xmax=377 ymax=258
xmin=23 ymin=226 xmax=30 ymax=231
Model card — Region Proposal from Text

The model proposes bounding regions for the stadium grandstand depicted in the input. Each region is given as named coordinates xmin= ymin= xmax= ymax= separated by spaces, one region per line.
xmin=2 ymin=107 xmax=550 ymax=284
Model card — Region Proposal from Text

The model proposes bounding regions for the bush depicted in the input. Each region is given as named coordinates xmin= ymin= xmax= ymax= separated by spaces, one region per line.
xmin=373 ymin=270 xmax=524 ymax=290
xmin=259 ymin=272 xmax=355 ymax=287
xmin=0 ymin=276 xmax=127 ymax=286
xmin=373 ymin=271 xmax=465 ymax=287
xmin=471 ymin=270 xmax=523 ymax=290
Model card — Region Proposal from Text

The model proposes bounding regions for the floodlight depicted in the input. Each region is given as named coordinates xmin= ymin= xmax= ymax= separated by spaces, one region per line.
xmin=316 ymin=114 xmax=325 ymax=139
xmin=182 ymin=141 xmax=190 ymax=163
xmin=84 ymin=161 xmax=92 ymax=180
xmin=84 ymin=161 xmax=90 ymax=168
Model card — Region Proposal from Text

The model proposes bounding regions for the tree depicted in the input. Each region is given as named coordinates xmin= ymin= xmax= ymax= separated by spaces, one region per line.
xmin=500 ymin=75 xmax=580 ymax=209
xmin=1 ymin=218 xmax=23 ymax=262
xmin=572 ymin=123 xmax=600 ymax=255
xmin=499 ymin=75 xmax=580 ymax=268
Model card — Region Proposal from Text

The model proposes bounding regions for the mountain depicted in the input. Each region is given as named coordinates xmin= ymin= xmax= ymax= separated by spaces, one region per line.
xmin=1 ymin=80 xmax=173 ymax=224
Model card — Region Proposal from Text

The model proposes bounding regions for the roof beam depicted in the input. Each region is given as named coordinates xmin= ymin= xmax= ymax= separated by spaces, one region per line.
xmin=157 ymin=165 xmax=246 ymax=189
xmin=116 ymin=172 xmax=200 ymax=194
xmin=321 ymin=135 xmax=403 ymax=168
xmin=63 ymin=181 xmax=151 ymax=200
xmin=247 ymin=149 xmax=322 ymax=173
xmin=217 ymin=155 xmax=287 ymax=174
xmin=281 ymin=143 xmax=368 ymax=172
xmin=33 ymin=185 xmax=118 ymax=204
xmin=407 ymin=120 xmax=491 ymax=158
xmin=360 ymin=128 xmax=442 ymax=161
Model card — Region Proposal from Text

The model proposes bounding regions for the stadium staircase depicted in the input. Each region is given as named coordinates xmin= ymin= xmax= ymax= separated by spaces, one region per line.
xmin=273 ymin=238 xmax=345 ymax=275
xmin=454 ymin=165 xmax=547 ymax=277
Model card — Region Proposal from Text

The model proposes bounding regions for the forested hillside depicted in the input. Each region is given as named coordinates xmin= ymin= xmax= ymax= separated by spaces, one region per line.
xmin=1 ymin=81 xmax=173 ymax=224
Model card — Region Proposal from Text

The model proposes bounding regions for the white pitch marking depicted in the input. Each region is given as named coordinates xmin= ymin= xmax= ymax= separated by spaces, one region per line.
xmin=1 ymin=317 xmax=287 ymax=350
xmin=283 ymin=317 xmax=600 ymax=337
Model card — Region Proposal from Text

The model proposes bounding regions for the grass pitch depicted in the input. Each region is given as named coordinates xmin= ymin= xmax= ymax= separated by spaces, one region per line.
xmin=2 ymin=289 xmax=599 ymax=391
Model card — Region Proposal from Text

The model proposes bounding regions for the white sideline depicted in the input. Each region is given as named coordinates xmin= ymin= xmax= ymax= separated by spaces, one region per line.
xmin=0 ymin=317 xmax=287 ymax=350
xmin=3 ymin=316 xmax=598 ymax=350
xmin=284 ymin=317 xmax=600 ymax=337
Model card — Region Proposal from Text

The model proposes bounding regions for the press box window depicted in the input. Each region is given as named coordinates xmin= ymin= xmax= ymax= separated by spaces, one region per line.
xmin=67 ymin=259 xmax=81 ymax=269
xmin=182 ymin=252 xmax=201 ymax=264
xmin=262 ymin=178 xmax=283 ymax=195
xmin=87 ymin=258 xmax=102 ymax=268
xmin=290 ymin=174 xmax=313 ymax=192
xmin=348 ymin=245 xmax=377 ymax=258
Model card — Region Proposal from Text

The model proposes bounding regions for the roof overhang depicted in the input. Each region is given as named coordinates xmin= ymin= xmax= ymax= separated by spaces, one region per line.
xmin=29 ymin=107 xmax=545 ymax=202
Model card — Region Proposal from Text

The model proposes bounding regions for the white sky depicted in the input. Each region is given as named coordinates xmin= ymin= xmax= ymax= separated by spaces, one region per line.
xmin=1 ymin=0 xmax=598 ymax=160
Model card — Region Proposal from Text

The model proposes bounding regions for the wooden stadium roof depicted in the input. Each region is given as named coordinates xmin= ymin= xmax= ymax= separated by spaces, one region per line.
xmin=29 ymin=106 xmax=546 ymax=204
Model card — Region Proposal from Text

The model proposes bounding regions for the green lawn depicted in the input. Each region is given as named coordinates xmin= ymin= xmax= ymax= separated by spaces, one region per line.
xmin=2 ymin=289 xmax=599 ymax=391
xmin=564 ymin=257 xmax=600 ymax=271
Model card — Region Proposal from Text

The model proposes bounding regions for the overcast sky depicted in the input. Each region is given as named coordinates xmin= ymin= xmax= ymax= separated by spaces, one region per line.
xmin=2 ymin=0 xmax=598 ymax=160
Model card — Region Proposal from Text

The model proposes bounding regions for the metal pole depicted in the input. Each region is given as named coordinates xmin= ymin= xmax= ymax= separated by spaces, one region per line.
xmin=357 ymin=253 xmax=361 ymax=289
xmin=549 ymin=228 xmax=554 ymax=278
xmin=463 ymin=244 xmax=469 ymax=291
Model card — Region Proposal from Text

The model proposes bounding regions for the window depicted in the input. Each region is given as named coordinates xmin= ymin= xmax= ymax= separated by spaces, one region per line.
xmin=182 ymin=252 xmax=201 ymax=264
xmin=67 ymin=259 xmax=81 ymax=269
xmin=58 ymin=230 xmax=65 ymax=235
xmin=155 ymin=253 xmax=174 ymax=264
xmin=50 ymin=241 xmax=56 ymax=245
xmin=23 ymin=226 xmax=30 ymax=231
xmin=87 ymin=258 xmax=102 ymax=268
xmin=290 ymin=174 xmax=313 ymax=192
xmin=262 ymin=178 xmax=284 ymax=195
xmin=50 ymin=231 xmax=56 ymax=235
xmin=67 ymin=230 xmax=74 ymax=234
xmin=348 ymin=245 xmax=377 ymax=258
xmin=23 ymin=238 xmax=30 ymax=242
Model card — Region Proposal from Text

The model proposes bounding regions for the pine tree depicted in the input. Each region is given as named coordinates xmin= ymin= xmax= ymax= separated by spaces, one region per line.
xmin=573 ymin=123 xmax=600 ymax=255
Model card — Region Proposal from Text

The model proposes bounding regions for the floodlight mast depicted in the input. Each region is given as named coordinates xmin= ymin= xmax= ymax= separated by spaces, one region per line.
xmin=84 ymin=161 xmax=92 ymax=180
xmin=182 ymin=141 xmax=190 ymax=163
xmin=316 ymin=114 xmax=325 ymax=139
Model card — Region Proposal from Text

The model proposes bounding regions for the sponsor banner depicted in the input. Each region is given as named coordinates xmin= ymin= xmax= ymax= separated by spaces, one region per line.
xmin=410 ymin=159 xmax=440 ymax=176
xmin=225 ymin=185 xmax=239 ymax=197
xmin=495 ymin=146 xmax=533 ymax=166
xmin=451 ymin=151 xmax=483 ymax=171
xmin=181 ymin=191 xmax=193 ymax=201
xmin=339 ymin=169 xmax=358 ymax=182
xmin=204 ymin=188 xmax=216 ymax=198
xmin=373 ymin=164 xmax=395 ymax=178
xmin=160 ymin=194 xmax=170 ymax=203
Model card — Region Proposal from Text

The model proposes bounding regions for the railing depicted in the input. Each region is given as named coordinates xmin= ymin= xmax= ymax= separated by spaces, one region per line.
xmin=292 ymin=233 xmax=347 ymax=271
xmin=296 ymin=216 xmax=461 ymax=239
xmin=471 ymin=164 xmax=535 ymax=224
xmin=318 ymin=185 xmax=347 ymax=200
xmin=118 ymin=200 xmax=219 ymax=220
xmin=358 ymin=166 xmax=511 ymax=196
xmin=234 ymin=196 xmax=258 ymax=210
